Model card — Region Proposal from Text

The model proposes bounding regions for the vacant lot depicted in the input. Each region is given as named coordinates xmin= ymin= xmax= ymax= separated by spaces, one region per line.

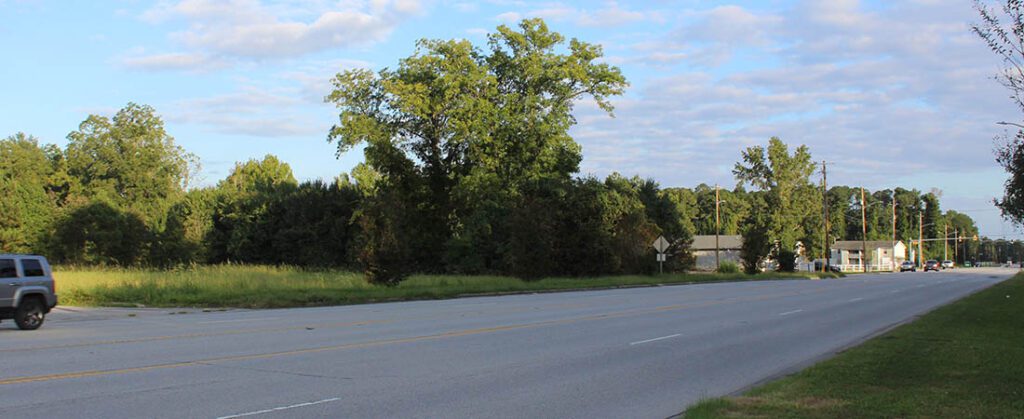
xmin=55 ymin=265 xmax=839 ymax=308
xmin=684 ymin=272 xmax=1024 ymax=418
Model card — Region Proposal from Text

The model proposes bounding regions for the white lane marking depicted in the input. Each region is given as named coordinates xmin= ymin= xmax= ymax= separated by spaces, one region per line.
xmin=848 ymin=297 xmax=864 ymax=302
xmin=779 ymin=309 xmax=803 ymax=316
xmin=916 ymin=284 xmax=926 ymax=288
xmin=890 ymin=290 xmax=900 ymax=293
xmin=216 ymin=397 xmax=341 ymax=419
xmin=630 ymin=334 xmax=681 ymax=346
xmin=198 ymin=317 xmax=279 ymax=324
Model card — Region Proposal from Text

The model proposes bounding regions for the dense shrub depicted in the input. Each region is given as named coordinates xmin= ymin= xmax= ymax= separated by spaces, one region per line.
xmin=716 ymin=261 xmax=740 ymax=274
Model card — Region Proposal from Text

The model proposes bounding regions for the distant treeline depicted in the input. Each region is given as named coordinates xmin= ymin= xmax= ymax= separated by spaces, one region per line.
xmin=0 ymin=105 xmax=691 ymax=279
xmin=1 ymin=105 xmax=1011 ymax=281
xmin=2 ymin=20 xmax=1019 ymax=282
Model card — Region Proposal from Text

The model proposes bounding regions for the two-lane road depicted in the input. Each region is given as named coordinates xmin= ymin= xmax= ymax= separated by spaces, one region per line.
xmin=0 ymin=268 xmax=1015 ymax=418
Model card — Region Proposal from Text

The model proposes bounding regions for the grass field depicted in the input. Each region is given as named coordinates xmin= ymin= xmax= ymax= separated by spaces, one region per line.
xmin=684 ymin=272 xmax=1024 ymax=418
xmin=54 ymin=265 xmax=840 ymax=309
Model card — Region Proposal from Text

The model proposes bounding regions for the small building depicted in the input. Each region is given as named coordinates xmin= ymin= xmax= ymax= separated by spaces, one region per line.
xmin=691 ymin=235 xmax=742 ymax=271
xmin=830 ymin=240 xmax=907 ymax=272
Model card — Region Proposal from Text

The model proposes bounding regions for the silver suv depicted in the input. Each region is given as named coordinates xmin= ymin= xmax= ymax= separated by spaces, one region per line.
xmin=0 ymin=254 xmax=58 ymax=330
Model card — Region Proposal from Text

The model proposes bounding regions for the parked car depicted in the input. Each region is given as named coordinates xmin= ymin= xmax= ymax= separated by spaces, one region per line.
xmin=941 ymin=260 xmax=954 ymax=269
xmin=0 ymin=254 xmax=58 ymax=330
xmin=924 ymin=260 xmax=940 ymax=272
xmin=899 ymin=261 xmax=916 ymax=272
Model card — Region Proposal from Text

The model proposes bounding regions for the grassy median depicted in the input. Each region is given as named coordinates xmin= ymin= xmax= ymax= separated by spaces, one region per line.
xmin=54 ymin=264 xmax=840 ymax=309
xmin=684 ymin=272 xmax=1024 ymax=418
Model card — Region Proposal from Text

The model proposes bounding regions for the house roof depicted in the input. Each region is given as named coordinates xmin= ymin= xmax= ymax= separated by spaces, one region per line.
xmin=691 ymin=235 xmax=742 ymax=250
xmin=832 ymin=240 xmax=905 ymax=251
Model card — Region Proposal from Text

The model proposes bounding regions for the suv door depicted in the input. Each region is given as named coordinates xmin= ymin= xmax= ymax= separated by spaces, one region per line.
xmin=0 ymin=258 xmax=18 ymax=308
xmin=20 ymin=258 xmax=46 ymax=286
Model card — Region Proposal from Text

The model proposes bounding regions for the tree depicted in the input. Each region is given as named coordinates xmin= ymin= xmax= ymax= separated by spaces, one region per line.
xmin=153 ymin=187 xmax=219 ymax=266
xmin=692 ymin=184 xmax=750 ymax=235
xmin=65 ymin=103 xmax=197 ymax=230
xmin=733 ymin=137 xmax=821 ymax=260
xmin=994 ymin=131 xmax=1024 ymax=224
xmin=0 ymin=133 xmax=59 ymax=253
xmin=326 ymin=18 xmax=627 ymax=278
xmin=209 ymin=155 xmax=298 ymax=264
xmin=972 ymin=1 xmax=1024 ymax=226
xmin=740 ymin=193 xmax=772 ymax=274
xmin=922 ymin=193 xmax=943 ymax=259
xmin=49 ymin=202 xmax=150 ymax=266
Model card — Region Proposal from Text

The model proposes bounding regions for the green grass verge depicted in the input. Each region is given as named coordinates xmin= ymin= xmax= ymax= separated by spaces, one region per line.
xmin=684 ymin=272 xmax=1024 ymax=418
xmin=54 ymin=264 xmax=841 ymax=309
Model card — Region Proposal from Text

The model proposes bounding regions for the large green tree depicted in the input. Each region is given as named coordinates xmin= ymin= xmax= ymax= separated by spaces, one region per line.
xmin=326 ymin=18 xmax=627 ymax=279
xmin=733 ymin=137 xmax=822 ymax=260
xmin=209 ymin=155 xmax=298 ymax=264
xmin=0 ymin=133 xmax=60 ymax=252
xmin=65 ymin=103 xmax=197 ymax=230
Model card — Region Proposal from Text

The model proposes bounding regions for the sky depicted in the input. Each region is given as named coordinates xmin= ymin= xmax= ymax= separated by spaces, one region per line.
xmin=1 ymin=0 xmax=1022 ymax=239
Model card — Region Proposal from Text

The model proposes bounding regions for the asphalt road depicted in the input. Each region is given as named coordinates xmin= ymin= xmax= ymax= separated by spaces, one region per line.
xmin=0 ymin=268 xmax=1015 ymax=418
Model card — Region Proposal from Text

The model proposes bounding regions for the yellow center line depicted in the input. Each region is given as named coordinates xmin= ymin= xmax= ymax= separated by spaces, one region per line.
xmin=0 ymin=319 xmax=394 ymax=354
xmin=0 ymin=288 xmax=833 ymax=386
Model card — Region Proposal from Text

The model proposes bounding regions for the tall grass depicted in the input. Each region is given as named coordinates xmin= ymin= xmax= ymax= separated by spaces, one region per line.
xmin=54 ymin=264 xmax=840 ymax=308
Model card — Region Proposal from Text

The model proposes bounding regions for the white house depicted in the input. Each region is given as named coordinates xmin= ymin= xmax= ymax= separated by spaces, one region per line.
xmin=691 ymin=235 xmax=742 ymax=271
xmin=830 ymin=240 xmax=907 ymax=272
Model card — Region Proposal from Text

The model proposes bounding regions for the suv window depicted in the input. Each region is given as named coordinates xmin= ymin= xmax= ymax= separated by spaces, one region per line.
xmin=0 ymin=259 xmax=15 ymax=278
xmin=20 ymin=259 xmax=44 ymax=277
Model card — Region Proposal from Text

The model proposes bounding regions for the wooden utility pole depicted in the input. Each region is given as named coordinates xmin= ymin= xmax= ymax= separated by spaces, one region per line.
xmin=954 ymin=229 xmax=959 ymax=265
xmin=822 ymin=161 xmax=829 ymax=272
xmin=891 ymin=197 xmax=897 ymax=272
xmin=715 ymin=184 xmax=720 ymax=271
xmin=944 ymin=223 xmax=949 ymax=261
xmin=861 ymin=187 xmax=868 ymax=272
xmin=918 ymin=211 xmax=924 ymax=266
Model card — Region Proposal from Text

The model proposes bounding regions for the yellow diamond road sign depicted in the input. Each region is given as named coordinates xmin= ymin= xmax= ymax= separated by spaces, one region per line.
xmin=652 ymin=236 xmax=670 ymax=253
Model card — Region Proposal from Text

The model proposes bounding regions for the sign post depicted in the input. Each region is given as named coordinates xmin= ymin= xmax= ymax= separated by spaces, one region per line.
xmin=652 ymin=236 xmax=670 ymax=274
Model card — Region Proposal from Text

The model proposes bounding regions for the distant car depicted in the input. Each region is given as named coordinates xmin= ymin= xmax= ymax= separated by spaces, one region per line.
xmin=0 ymin=254 xmax=58 ymax=330
xmin=924 ymin=260 xmax=940 ymax=272
xmin=941 ymin=260 xmax=954 ymax=269
xmin=899 ymin=261 xmax=916 ymax=272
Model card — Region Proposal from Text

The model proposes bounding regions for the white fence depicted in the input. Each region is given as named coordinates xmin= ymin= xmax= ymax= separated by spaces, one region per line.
xmin=835 ymin=263 xmax=896 ymax=272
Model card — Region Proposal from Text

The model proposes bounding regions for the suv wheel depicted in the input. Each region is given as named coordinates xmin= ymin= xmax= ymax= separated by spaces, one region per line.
xmin=14 ymin=298 xmax=45 ymax=330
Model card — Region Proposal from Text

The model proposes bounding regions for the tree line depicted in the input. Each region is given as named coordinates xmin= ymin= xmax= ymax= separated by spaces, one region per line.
xmin=0 ymin=19 xmax=1010 ymax=282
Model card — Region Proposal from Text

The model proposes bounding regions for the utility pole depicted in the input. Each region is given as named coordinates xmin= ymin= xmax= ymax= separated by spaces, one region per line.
xmin=918 ymin=211 xmax=924 ymax=266
xmin=955 ymin=229 xmax=959 ymax=265
xmin=861 ymin=187 xmax=868 ymax=272
xmin=822 ymin=161 xmax=829 ymax=272
xmin=944 ymin=223 xmax=948 ymax=261
xmin=891 ymin=196 xmax=897 ymax=272
xmin=715 ymin=184 xmax=720 ymax=271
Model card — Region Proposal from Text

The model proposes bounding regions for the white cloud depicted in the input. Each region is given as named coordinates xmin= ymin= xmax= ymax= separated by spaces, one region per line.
xmin=278 ymin=58 xmax=374 ymax=104
xmin=132 ymin=0 xmax=422 ymax=68
xmin=120 ymin=52 xmax=222 ymax=71
xmin=495 ymin=1 xmax=658 ymax=27
xmin=168 ymin=85 xmax=325 ymax=137
xmin=574 ymin=0 xmax=1016 ymax=195
xmin=495 ymin=11 xmax=521 ymax=23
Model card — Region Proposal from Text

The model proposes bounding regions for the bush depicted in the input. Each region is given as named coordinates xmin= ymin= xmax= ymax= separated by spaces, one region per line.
xmin=716 ymin=261 xmax=739 ymax=274
xmin=776 ymin=249 xmax=797 ymax=272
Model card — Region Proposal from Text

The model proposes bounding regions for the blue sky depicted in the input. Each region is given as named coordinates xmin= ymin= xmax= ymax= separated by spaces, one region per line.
xmin=1 ymin=0 xmax=1021 ymax=239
